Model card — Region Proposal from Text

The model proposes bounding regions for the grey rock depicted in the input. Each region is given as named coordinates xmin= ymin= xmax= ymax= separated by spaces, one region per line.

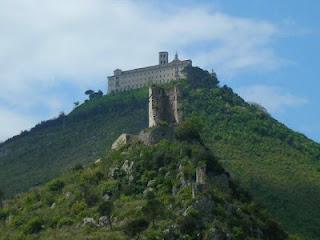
xmin=147 ymin=179 xmax=156 ymax=188
xmin=129 ymin=175 xmax=134 ymax=182
xmin=83 ymin=217 xmax=97 ymax=226
xmin=102 ymin=193 xmax=111 ymax=201
xmin=110 ymin=167 xmax=119 ymax=178
xmin=98 ymin=216 xmax=109 ymax=227
xmin=65 ymin=192 xmax=72 ymax=199
xmin=121 ymin=160 xmax=134 ymax=175
xmin=196 ymin=166 xmax=206 ymax=184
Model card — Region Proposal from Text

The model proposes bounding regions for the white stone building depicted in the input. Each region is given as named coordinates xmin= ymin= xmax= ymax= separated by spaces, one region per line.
xmin=107 ymin=52 xmax=192 ymax=94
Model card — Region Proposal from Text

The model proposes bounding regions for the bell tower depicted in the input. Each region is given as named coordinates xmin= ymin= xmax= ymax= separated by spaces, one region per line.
xmin=159 ymin=52 xmax=168 ymax=65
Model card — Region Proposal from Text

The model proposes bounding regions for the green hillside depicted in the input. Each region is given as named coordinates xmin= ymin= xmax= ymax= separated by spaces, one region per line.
xmin=0 ymin=126 xmax=289 ymax=239
xmin=1 ymin=66 xmax=320 ymax=238
xmin=0 ymin=88 xmax=148 ymax=198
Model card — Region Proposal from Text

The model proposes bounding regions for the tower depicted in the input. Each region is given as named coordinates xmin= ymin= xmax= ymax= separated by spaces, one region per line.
xmin=159 ymin=52 xmax=168 ymax=65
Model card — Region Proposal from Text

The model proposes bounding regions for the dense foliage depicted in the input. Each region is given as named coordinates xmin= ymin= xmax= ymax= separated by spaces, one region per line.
xmin=0 ymin=66 xmax=319 ymax=239
xmin=0 ymin=129 xmax=289 ymax=239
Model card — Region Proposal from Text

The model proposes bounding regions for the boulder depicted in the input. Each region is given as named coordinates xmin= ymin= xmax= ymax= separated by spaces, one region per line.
xmin=98 ymin=216 xmax=109 ymax=227
xmin=121 ymin=160 xmax=134 ymax=175
xmin=112 ymin=133 xmax=135 ymax=150
xmin=102 ymin=193 xmax=111 ymax=201
xmin=83 ymin=217 xmax=97 ymax=226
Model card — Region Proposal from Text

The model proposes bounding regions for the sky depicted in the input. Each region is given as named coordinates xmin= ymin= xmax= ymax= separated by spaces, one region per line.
xmin=0 ymin=0 xmax=319 ymax=143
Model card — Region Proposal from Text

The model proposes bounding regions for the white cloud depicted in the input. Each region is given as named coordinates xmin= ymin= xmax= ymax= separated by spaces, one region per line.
xmin=237 ymin=85 xmax=308 ymax=113
xmin=0 ymin=0 xmax=283 ymax=141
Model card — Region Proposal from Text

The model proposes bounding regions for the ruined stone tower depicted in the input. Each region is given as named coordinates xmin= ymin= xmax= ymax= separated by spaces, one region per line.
xmin=149 ymin=85 xmax=182 ymax=128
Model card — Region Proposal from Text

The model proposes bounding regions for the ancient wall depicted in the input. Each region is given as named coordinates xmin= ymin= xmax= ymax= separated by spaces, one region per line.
xmin=149 ymin=86 xmax=182 ymax=128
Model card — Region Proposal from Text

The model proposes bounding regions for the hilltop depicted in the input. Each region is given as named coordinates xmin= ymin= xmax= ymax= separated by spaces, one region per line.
xmin=1 ymin=66 xmax=320 ymax=238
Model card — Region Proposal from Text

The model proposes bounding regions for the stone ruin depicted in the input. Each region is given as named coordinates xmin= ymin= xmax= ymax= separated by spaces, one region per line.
xmin=111 ymin=85 xmax=183 ymax=150
xmin=149 ymin=85 xmax=183 ymax=128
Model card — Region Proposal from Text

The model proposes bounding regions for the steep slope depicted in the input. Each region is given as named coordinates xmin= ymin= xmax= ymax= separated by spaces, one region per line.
xmin=0 ymin=127 xmax=288 ymax=239
xmin=177 ymin=69 xmax=320 ymax=239
xmin=0 ymin=66 xmax=319 ymax=238
xmin=0 ymin=89 xmax=148 ymax=198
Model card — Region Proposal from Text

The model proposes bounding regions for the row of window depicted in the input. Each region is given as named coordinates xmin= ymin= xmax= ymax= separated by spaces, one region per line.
xmin=114 ymin=78 xmax=175 ymax=91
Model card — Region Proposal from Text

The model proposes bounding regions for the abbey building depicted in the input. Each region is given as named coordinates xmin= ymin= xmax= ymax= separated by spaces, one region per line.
xmin=107 ymin=52 xmax=192 ymax=93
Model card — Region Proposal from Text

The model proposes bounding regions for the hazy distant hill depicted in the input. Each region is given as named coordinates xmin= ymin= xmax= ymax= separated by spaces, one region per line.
xmin=1 ymin=66 xmax=320 ymax=238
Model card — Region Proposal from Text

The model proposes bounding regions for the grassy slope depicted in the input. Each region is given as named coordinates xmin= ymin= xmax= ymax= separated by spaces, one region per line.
xmin=0 ymin=135 xmax=288 ymax=239
xmin=180 ymin=84 xmax=320 ymax=239
xmin=0 ymin=68 xmax=320 ymax=238
xmin=0 ymin=88 xmax=148 ymax=198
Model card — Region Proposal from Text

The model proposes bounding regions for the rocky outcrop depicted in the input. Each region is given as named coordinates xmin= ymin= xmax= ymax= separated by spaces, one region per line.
xmin=111 ymin=134 xmax=135 ymax=150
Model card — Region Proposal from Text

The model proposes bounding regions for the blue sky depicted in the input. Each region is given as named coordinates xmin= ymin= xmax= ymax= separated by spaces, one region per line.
xmin=0 ymin=0 xmax=319 ymax=143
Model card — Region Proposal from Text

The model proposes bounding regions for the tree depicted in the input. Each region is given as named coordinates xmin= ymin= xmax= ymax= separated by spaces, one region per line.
xmin=124 ymin=218 xmax=149 ymax=239
xmin=182 ymin=66 xmax=219 ymax=89
xmin=73 ymin=101 xmax=80 ymax=108
xmin=85 ymin=90 xmax=94 ymax=96
xmin=142 ymin=191 xmax=164 ymax=226
xmin=85 ymin=89 xmax=103 ymax=101
xmin=98 ymin=201 xmax=114 ymax=229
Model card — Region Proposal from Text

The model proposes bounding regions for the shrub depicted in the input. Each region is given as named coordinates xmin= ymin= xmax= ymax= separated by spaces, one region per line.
xmin=23 ymin=217 xmax=43 ymax=234
xmin=175 ymin=121 xmax=201 ymax=143
xmin=98 ymin=201 xmax=114 ymax=229
xmin=0 ymin=208 xmax=8 ymax=221
xmin=47 ymin=179 xmax=65 ymax=192
xmin=57 ymin=217 xmax=74 ymax=228
xmin=72 ymin=164 xmax=84 ymax=171
xmin=182 ymin=66 xmax=219 ymax=89
xmin=124 ymin=218 xmax=149 ymax=238
xmin=177 ymin=209 xmax=204 ymax=236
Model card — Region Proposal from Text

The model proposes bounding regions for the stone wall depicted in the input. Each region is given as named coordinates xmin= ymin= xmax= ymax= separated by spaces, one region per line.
xmin=149 ymin=86 xmax=182 ymax=127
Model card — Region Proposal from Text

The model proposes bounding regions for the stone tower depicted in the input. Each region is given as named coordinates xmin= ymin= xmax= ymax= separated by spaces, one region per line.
xmin=149 ymin=86 xmax=182 ymax=128
xmin=159 ymin=51 xmax=169 ymax=65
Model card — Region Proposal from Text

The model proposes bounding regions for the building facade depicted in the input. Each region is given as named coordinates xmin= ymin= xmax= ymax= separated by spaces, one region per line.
xmin=107 ymin=52 xmax=192 ymax=94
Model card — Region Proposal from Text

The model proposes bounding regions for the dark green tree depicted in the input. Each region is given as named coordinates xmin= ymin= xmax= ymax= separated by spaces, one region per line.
xmin=182 ymin=66 xmax=219 ymax=89
xmin=142 ymin=191 xmax=164 ymax=226
xmin=124 ymin=218 xmax=149 ymax=239
xmin=98 ymin=201 xmax=114 ymax=229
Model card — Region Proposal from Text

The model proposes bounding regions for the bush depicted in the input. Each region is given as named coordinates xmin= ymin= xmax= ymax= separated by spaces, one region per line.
xmin=177 ymin=209 xmax=204 ymax=236
xmin=124 ymin=218 xmax=149 ymax=238
xmin=0 ymin=209 xmax=8 ymax=221
xmin=47 ymin=179 xmax=65 ymax=192
xmin=23 ymin=217 xmax=43 ymax=234
xmin=57 ymin=217 xmax=74 ymax=228
xmin=175 ymin=120 xmax=202 ymax=143
xmin=183 ymin=66 xmax=219 ymax=89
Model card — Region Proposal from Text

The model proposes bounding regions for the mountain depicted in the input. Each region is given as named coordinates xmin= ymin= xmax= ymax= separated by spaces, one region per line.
xmin=0 ymin=124 xmax=289 ymax=239
xmin=1 ymin=66 xmax=320 ymax=238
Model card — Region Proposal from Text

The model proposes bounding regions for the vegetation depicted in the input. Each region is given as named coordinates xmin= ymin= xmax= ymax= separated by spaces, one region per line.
xmin=0 ymin=66 xmax=319 ymax=238
xmin=0 ymin=127 xmax=289 ymax=239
